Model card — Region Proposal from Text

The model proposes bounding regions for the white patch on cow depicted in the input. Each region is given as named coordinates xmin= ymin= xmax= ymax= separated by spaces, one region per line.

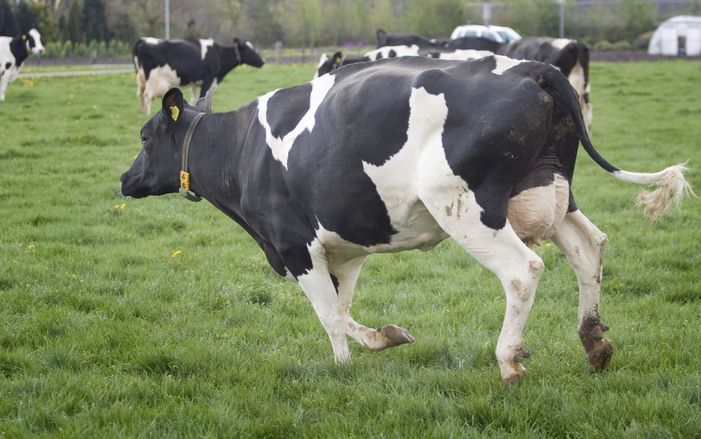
xmin=257 ymin=74 xmax=335 ymax=169
xmin=200 ymin=39 xmax=214 ymax=60
xmin=551 ymin=38 xmax=573 ymax=50
xmin=567 ymin=60 xmax=592 ymax=131
xmin=364 ymin=44 xmax=420 ymax=60
xmin=362 ymin=87 xmax=450 ymax=251
xmin=491 ymin=55 xmax=527 ymax=75
xmin=438 ymin=49 xmax=493 ymax=61
xmin=246 ymin=41 xmax=254 ymax=49
xmin=142 ymin=37 xmax=161 ymax=45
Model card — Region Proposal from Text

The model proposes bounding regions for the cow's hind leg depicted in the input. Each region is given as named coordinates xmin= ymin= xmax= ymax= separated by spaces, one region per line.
xmin=552 ymin=209 xmax=613 ymax=371
xmin=418 ymin=178 xmax=543 ymax=383
xmin=332 ymin=257 xmax=415 ymax=351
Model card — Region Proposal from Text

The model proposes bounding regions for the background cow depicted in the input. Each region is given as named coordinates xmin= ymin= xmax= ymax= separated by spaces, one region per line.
xmin=0 ymin=28 xmax=44 ymax=102
xmin=132 ymin=37 xmax=264 ymax=114
xmin=498 ymin=37 xmax=592 ymax=131
xmin=121 ymin=56 xmax=691 ymax=383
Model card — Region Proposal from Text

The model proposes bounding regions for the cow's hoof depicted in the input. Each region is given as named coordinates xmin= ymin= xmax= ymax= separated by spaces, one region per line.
xmin=379 ymin=324 xmax=415 ymax=347
xmin=587 ymin=338 xmax=613 ymax=371
xmin=503 ymin=367 xmax=527 ymax=385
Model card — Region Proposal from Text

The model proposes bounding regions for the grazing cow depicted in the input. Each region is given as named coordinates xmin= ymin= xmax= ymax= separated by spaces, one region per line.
xmin=0 ymin=28 xmax=44 ymax=102
xmin=121 ymin=56 xmax=692 ymax=383
xmin=132 ymin=37 xmax=264 ymax=114
xmin=498 ymin=37 xmax=592 ymax=131
xmin=314 ymin=52 xmax=369 ymax=78
xmin=376 ymin=28 xmax=437 ymax=49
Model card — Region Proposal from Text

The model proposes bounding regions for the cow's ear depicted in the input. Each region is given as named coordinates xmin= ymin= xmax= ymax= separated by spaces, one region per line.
xmin=162 ymin=88 xmax=184 ymax=123
xmin=196 ymin=86 xmax=215 ymax=113
xmin=233 ymin=37 xmax=240 ymax=45
xmin=332 ymin=51 xmax=343 ymax=67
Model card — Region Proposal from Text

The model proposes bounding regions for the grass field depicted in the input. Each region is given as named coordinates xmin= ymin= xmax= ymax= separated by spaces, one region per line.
xmin=1 ymin=60 xmax=700 ymax=438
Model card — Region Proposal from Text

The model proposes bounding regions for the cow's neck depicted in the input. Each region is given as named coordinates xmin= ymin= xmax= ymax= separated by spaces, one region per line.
xmin=187 ymin=107 xmax=252 ymax=220
xmin=10 ymin=37 xmax=29 ymax=66
xmin=218 ymin=46 xmax=241 ymax=79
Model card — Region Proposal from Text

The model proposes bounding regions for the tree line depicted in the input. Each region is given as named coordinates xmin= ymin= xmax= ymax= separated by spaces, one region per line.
xmin=2 ymin=0 xmax=699 ymax=53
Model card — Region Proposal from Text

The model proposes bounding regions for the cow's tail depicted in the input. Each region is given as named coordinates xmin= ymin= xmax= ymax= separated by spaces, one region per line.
xmin=132 ymin=39 xmax=143 ymax=73
xmin=540 ymin=66 xmax=695 ymax=221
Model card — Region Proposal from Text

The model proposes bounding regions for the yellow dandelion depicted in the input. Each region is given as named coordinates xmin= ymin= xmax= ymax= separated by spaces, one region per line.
xmin=113 ymin=203 xmax=126 ymax=210
xmin=171 ymin=249 xmax=183 ymax=258
xmin=27 ymin=244 xmax=37 ymax=252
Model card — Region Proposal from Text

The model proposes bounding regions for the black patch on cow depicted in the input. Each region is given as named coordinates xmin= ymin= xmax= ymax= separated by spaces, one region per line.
xmin=281 ymin=66 xmax=413 ymax=247
xmin=266 ymin=84 xmax=312 ymax=139
xmin=9 ymin=37 xmax=29 ymax=67
xmin=5 ymin=62 xmax=10 ymax=69
xmin=330 ymin=274 xmax=339 ymax=294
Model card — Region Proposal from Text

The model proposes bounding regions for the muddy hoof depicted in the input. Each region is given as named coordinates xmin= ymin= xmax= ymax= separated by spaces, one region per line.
xmin=587 ymin=338 xmax=613 ymax=371
xmin=503 ymin=368 xmax=527 ymax=385
xmin=379 ymin=324 xmax=415 ymax=347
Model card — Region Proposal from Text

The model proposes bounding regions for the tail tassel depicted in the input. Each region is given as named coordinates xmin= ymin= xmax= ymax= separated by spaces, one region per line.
xmin=615 ymin=163 xmax=696 ymax=221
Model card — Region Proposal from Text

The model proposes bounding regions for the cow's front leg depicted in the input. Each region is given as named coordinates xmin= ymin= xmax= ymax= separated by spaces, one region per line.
xmin=0 ymin=73 xmax=9 ymax=101
xmin=332 ymin=257 xmax=415 ymax=351
xmin=296 ymin=245 xmax=350 ymax=362
xmin=552 ymin=209 xmax=613 ymax=371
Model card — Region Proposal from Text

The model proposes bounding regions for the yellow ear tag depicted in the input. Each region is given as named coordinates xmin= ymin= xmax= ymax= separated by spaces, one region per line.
xmin=180 ymin=170 xmax=190 ymax=191
xmin=170 ymin=105 xmax=180 ymax=121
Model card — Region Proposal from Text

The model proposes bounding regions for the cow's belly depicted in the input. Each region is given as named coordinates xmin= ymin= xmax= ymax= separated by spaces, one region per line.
xmin=371 ymin=200 xmax=448 ymax=252
xmin=314 ymin=204 xmax=447 ymax=263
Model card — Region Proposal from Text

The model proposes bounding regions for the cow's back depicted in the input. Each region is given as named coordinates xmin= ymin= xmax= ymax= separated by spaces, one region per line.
xmin=246 ymin=56 xmax=558 ymax=248
xmin=134 ymin=39 xmax=203 ymax=84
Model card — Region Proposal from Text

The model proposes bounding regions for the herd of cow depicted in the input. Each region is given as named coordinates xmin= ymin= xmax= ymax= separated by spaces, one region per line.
xmin=3 ymin=26 xmax=694 ymax=383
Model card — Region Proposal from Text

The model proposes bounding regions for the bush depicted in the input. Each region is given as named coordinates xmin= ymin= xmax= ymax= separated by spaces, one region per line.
xmin=634 ymin=31 xmax=654 ymax=50
xmin=594 ymin=40 xmax=614 ymax=51
xmin=41 ymin=40 xmax=132 ymax=59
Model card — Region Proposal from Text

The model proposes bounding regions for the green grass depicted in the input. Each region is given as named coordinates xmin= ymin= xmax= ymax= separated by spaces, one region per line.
xmin=1 ymin=61 xmax=700 ymax=438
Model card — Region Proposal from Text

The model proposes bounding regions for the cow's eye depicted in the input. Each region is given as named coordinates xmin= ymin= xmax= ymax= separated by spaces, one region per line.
xmin=141 ymin=136 xmax=148 ymax=145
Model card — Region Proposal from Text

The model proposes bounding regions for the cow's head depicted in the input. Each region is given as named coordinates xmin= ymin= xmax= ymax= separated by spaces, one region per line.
xmin=314 ymin=51 xmax=343 ymax=78
xmin=24 ymin=28 xmax=45 ymax=55
xmin=121 ymin=88 xmax=213 ymax=199
xmin=234 ymin=38 xmax=264 ymax=68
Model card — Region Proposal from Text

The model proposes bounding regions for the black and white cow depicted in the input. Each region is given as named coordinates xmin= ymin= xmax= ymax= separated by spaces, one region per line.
xmin=315 ymin=46 xmax=488 ymax=78
xmin=121 ymin=56 xmax=691 ymax=383
xmin=314 ymin=45 xmax=421 ymax=78
xmin=0 ymin=28 xmax=44 ymax=102
xmin=498 ymin=37 xmax=592 ymax=131
xmin=132 ymin=37 xmax=264 ymax=114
